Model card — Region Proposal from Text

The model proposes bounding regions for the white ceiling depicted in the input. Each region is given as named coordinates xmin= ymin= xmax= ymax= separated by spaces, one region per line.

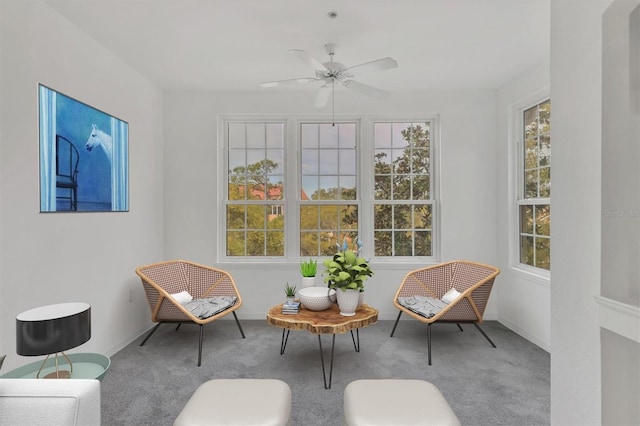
xmin=45 ymin=0 xmax=550 ymax=93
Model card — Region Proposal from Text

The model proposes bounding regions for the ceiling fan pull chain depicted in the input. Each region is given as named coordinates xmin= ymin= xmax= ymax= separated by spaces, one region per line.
xmin=332 ymin=80 xmax=335 ymax=126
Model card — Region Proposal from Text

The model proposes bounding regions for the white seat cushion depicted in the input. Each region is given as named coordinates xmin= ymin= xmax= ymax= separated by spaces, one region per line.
xmin=174 ymin=379 xmax=291 ymax=426
xmin=344 ymin=379 xmax=460 ymax=426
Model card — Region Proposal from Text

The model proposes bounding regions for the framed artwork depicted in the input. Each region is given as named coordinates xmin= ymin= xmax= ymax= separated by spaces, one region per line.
xmin=38 ymin=84 xmax=129 ymax=212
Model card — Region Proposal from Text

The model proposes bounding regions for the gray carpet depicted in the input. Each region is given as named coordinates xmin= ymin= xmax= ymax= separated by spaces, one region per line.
xmin=101 ymin=319 xmax=550 ymax=425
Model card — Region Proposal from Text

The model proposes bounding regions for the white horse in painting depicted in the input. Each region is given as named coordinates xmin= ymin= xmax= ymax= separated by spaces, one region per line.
xmin=85 ymin=123 xmax=112 ymax=162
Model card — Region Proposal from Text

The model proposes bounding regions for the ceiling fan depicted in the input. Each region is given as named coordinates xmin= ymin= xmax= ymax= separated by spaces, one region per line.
xmin=260 ymin=44 xmax=398 ymax=108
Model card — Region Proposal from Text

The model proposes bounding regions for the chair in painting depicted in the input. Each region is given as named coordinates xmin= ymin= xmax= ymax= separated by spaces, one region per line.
xmin=55 ymin=135 xmax=80 ymax=211
xmin=390 ymin=260 xmax=500 ymax=365
xmin=135 ymin=260 xmax=245 ymax=366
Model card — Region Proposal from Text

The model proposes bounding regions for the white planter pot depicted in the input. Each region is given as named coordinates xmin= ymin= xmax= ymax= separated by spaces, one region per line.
xmin=336 ymin=288 xmax=360 ymax=316
xmin=301 ymin=276 xmax=316 ymax=289
xmin=358 ymin=291 xmax=365 ymax=307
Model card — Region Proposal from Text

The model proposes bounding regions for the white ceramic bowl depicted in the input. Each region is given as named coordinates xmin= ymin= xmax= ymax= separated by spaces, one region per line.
xmin=298 ymin=287 xmax=336 ymax=311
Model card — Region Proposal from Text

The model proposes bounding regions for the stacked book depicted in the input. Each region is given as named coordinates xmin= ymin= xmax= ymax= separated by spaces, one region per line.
xmin=282 ymin=301 xmax=300 ymax=315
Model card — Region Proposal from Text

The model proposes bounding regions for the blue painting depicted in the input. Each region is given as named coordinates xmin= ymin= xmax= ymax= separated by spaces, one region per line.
xmin=39 ymin=84 xmax=128 ymax=212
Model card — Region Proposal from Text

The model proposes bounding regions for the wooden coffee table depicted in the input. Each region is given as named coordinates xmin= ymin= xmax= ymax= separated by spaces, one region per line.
xmin=266 ymin=302 xmax=378 ymax=389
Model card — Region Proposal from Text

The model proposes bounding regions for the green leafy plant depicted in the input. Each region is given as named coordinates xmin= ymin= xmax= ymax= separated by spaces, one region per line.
xmin=300 ymin=258 xmax=318 ymax=277
xmin=284 ymin=282 xmax=297 ymax=297
xmin=322 ymin=250 xmax=373 ymax=292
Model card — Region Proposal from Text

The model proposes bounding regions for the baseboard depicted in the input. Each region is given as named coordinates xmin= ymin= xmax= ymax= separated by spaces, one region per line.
xmin=498 ymin=315 xmax=550 ymax=352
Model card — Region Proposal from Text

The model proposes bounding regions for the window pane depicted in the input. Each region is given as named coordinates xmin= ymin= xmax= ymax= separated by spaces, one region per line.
xmin=394 ymin=231 xmax=412 ymax=256
xmin=374 ymin=123 xmax=392 ymax=148
xmin=412 ymin=175 xmax=430 ymax=200
xmin=374 ymin=204 xmax=392 ymax=229
xmin=374 ymin=231 xmax=392 ymax=256
xmin=300 ymin=232 xmax=318 ymax=256
xmin=319 ymin=124 xmax=339 ymax=148
xmin=539 ymin=167 xmax=551 ymax=198
xmin=525 ymin=138 xmax=538 ymax=170
xmin=302 ymin=176 xmax=318 ymax=200
xmin=302 ymin=124 xmax=318 ymax=148
xmin=520 ymin=235 xmax=534 ymax=266
xmin=394 ymin=204 xmax=411 ymax=229
xmin=227 ymin=231 xmax=245 ymax=256
xmin=393 ymin=175 xmax=411 ymax=199
xmin=539 ymin=134 xmax=550 ymax=167
xmin=524 ymin=170 xmax=538 ymax=198
xmin=246 ymin=205 xmax=265 ymax=228
xmin=302 ymin=150 xmax=319 ymax=175
xmin=226 ymin=205 xmax=245 ymax=229
xmin=520 ymin=205 xmax=534 ymax=234
xmin=246 ymin=123 xmax=265 ymax=148
xmin=266 ymin=231 xmax=284 ymax=256
xmin=228 ymin=123 xmax=245 ymax=149
xmin=319 ymin=149 xmax=339 ymax=175
xmin=415 ymin=231 xmax=432 ymax=256
xmin=318 ymin=176 xmax=339 ymax=200
xmin=300 ymin=205 xmax=319 ymax=229
xmin=535 ymin=204 xmax=550 ymax=236
xmin=266 ymin=123 xmax=283 ymax=148
xmin=374 ymin=175 xmax=391 ymax=200
xmin=535 ymin=237 xmax=551 ymax=270
xmin=246 ymin=231 xmax=265 ymax=256
xmin=414 ymin=204 xmax=432 ymax=229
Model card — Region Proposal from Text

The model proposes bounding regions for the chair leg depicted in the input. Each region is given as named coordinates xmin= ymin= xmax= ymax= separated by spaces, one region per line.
xmin=176 ymin=324 xmax=181 ymax=331
xmin=390 ymin=311 xmax=403 ymax=337
xmin=427 ymin=323 xmax=432 ymax=366
xmin=456 ymin=323 xmax=463 ymax=332
xmin=197 ymin=324 xmax=204 ymax=367
xmin=139 ymin=323 xmax=162 ymax=347
xmin=473 ymin=323 xmax=497 ymax=348
xmin=232 ymin=311 xmax=246 ymax=338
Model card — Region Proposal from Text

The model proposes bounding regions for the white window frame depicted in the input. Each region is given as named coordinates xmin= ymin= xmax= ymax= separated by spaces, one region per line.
xmin=218 ymin=114 xmax=440 ymax=265
xmin=510 ymin=92 xmax=551 ymax=283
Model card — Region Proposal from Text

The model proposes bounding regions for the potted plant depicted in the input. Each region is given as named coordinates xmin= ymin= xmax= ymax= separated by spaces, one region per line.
xmin=300 ymin=258 xmax=318 ymax=289
xmin=284 ymin=282 xmax=296 ymax=304
xmin=322 ymin=249 xmax=373 ymax=316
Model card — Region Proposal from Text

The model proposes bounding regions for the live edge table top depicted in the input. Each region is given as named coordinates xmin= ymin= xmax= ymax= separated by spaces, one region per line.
xmin=266 ymin=303 xmax=378 ymax=335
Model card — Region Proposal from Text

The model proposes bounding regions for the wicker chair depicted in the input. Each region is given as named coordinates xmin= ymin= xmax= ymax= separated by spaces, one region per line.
xmin=390 ymin=260 xmax=500 ymax=365
xmin=135 ymin=260 xmax=245 ymax=366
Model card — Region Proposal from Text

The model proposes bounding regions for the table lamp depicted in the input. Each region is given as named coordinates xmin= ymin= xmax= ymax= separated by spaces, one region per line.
xmin=16 ymin=302 xmax=91 ymax=379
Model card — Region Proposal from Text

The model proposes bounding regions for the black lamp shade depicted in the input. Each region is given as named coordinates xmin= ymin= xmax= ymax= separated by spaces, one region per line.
xmin=16 ymin=303 xmax=91 ymax=356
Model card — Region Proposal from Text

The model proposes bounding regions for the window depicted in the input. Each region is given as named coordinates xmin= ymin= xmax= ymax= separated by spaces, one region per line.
xmin=225 ymin=121 xmax=285 ymax=256
xmin=373 ymin=122 xmax=434 ymax=256
xmin=300 ymin=122 xmax=359 ymax=256
xmin=222 ymin=116 xmax=438 ymax=261
xmin=517 ymin=99 xmax=550 ymax=271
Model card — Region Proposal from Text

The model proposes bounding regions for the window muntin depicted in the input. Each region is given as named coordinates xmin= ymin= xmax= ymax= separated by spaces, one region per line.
xmin=300 ymin=122 xmax=359 ymax=257
xmin=226 ymin=121 xmax=285 ymax=256
xmin=373 ymin=122 xmax=433 ymax=257
xmin=518 ymin=100 xmax=550 ymax=270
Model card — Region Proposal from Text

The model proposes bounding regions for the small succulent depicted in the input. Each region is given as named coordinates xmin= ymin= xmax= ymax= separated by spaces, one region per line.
xmin=284 ymin=282 xmax=297 ymax=297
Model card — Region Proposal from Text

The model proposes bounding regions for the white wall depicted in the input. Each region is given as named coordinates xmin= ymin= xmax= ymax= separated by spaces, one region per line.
xmin=163 ymin=89 xmax=500 ymax=320
xmin=496 ymin=59 xmax=551 ymax=351
xmin=550 ymin=0 xmax=614 ymax=424
xmin=0 ymin=1 xmax=164 ymax=372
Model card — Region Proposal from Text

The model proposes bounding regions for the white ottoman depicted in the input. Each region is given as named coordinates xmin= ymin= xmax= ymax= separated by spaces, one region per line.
xmin=344 ymin=379 xmax=460 ymax=426
xmin=174 ymin=379 xmax=291 ymax=426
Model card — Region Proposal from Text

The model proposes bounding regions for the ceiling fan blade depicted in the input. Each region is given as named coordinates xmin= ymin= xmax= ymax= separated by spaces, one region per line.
xmin=314 ymin=85 xmax=333 ymax=108
xmin=259 ymin=77 xmax=317 ymax=88
xmin=343 ymin=80 xmax=390 ymax=99
xmin=344 ymin=57 xmax=398 ymax=76
xmin=289 ymin=49 xmax=328 ymax=72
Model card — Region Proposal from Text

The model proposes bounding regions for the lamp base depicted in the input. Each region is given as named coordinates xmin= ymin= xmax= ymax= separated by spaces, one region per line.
xmin=44 ymin=369 xmax=70 ymax=379
xmin=36 ymin=352 xmax=73 ymax=379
